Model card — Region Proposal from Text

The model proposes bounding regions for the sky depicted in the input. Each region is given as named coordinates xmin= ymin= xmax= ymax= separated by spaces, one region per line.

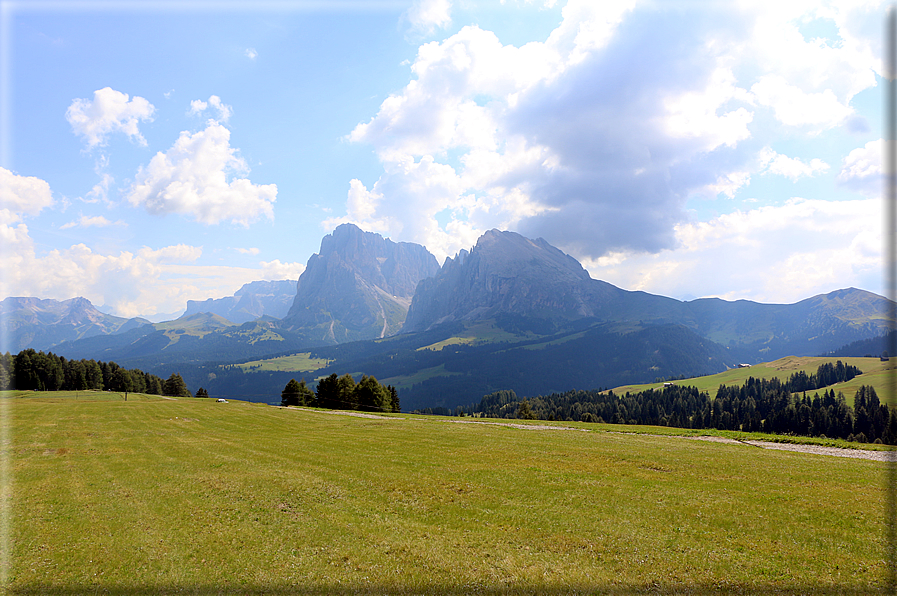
xmin=0 ymin=0 xmax=888 ymax=319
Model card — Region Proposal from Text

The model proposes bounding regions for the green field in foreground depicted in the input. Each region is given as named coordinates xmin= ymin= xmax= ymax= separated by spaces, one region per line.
xmin=611 ymin=356 xmax=897 ymax=405
xmin=8 ymin=393 xmax=893 ymax=594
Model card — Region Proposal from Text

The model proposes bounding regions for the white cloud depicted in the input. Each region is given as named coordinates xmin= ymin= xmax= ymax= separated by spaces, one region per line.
xmin=1 ymin=222 xmax=294 ymax=317
xmin=59 ymin=215 xmax=124 ymax=230
xmin=188 ymin=95 xmax=232 ymax=123
xmin=837 ymin=138 xmax=881 ymax=197
xmin=0 ymin=168 xmax=53 ymax=220
xmin=758 ymin=147 xmax=829 ymax=181
xmin=750 ymin=75 xmax=853 ymax=129
xmin=235 ymin=247 xmax=261 ymax=255
xmin=259 ymin=259 xmax=305 ymax=280
xmin=582 ymin=198 xmax=881 ymax=303
xmin=245 ymin=48 xmax=258 ymax=60
xmin=126 ymin=121 xmax=277 ymax=226
xmin=66 ymin=87 xmax=155 ymax=148
xmin=339 ymin=1 xmax=882 ymax=266
xmin=405 ymin=0 xmax=452 ymax=37
xmin=82 ymin=173 xmax=114 ymax=204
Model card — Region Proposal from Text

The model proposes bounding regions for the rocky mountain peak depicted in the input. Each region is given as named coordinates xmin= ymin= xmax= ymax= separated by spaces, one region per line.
xmin=403 ymin=229 xmax=617 ymax=333
xmin=282 ymin=224 xmax=439 ymax=344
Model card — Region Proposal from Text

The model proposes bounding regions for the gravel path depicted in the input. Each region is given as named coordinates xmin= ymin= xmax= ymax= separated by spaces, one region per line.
xmin=448 ymin=420 xmax=894 ymax=461
xmin=289 ymin=410 xmax=895 ymax=461
xmin=685 ymin=435 xmax=895 ymax=461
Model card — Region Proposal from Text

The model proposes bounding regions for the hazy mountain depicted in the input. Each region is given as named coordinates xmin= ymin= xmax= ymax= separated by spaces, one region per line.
xmin=52 ymin=311 xmax=304 ymax=366
xmin=282 ymin=223 xmax=440 ymax=344
xmin=1 ymin=296 xmax=150 ymax=352
xmin=183 ymin=280 xmax=297 ymax=324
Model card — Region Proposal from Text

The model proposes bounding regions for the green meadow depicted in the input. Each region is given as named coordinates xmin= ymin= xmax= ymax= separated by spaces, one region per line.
xmin=8 ymin=392 xmax=893 ymax=594
xmin=612 ymin=356 xmax=897 ymax=406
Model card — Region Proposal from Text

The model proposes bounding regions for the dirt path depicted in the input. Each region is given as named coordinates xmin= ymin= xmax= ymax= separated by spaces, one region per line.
xmin=448 ymin=419 xmax=893 ymax=461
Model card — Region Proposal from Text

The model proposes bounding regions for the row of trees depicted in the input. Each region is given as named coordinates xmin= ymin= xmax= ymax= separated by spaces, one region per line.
xmin=282 ymin=373 xmax=400 ymax=413
xmin=0 ymin=349 xmax=192 ymax=397
xmin=465 ymin=362 xmax=897 ymax=444
xmin=783 ymin=361 xmax=862 ymax=392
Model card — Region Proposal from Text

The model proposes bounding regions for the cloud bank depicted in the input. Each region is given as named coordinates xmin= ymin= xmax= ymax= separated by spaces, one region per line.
xmin=335 ymin=0 xmax=881 ymax=274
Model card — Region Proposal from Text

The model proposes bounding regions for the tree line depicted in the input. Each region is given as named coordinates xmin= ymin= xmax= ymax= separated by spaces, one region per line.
xmin=0 ymin=349 xmax=192 ymax=397
xmin=281 ymin=373 xmax=399 ymax=413
xmin=463 ymin=362 xmax=897 ymax=444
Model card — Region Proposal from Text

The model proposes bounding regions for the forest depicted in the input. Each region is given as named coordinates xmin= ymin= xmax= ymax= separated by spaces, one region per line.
xmin=458 ymin=362 xmax=896 ymax=444
xmin=0 ymin=349 xmax=192 ymax=397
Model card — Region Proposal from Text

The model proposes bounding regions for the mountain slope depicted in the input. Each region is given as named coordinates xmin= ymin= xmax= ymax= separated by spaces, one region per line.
xmin=282 ymin=223 xmax=439 ymax=344
xmin=1 ymin=297 xmax=150 ymax=352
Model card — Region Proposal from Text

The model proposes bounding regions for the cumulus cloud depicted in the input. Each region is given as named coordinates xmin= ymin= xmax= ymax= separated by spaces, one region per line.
xmin=66 ymin=87 xmax=155 ymax=148
xmin=59 ymin=215 xmax=124 ymax=230
xmin=245 ymin=48 xmax=258 ymax=60
xmin=758 ymin=148 xmax=829 ymax=181
xmin=260 ymin=259 xmax=306 ymax=280
xmin=235 ymin=247 xmax=261 ymax=255
xmin=750 ymin=75 xmax=853 ymax=129
xmin=0 ymin=168 xmax=53 ymax=220
xmin=188 ymin=95 xmax=232 ymax=123
xmin=837 ymin=138 xmax=881 ymax=197
xmin=405 ymin=0 xmax=452 ymax=37
xmin=126 ymin=121 xmax=277 ymax=226
xmin=2 ymin=222 xmax=292 ymax=317
xmin=338 ymin=1 xmax=882 ymax=265
xmin=582 ymin=198 xmax=880 ymax=303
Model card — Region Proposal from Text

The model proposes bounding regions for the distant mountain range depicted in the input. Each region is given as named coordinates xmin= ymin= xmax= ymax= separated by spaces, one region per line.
xmin=5 ymin=224 xmax=893 ymax=409
xmin=1 ymin=297 xmax=149 ymax=353
xmin=184 ymin=280 xmax=297 ymax=324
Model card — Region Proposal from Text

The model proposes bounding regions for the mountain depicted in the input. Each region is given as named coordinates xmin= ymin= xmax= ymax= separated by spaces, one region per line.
xmin=1 ymin=296 xmax=150 ymax=352
xmin=52 ymin=311 xmax=306 ymax=367
xmin=282 ymin=223 xmax=440 ymax=344
xmin=183 ymin=280 xmax=297 ymax=324
xmin=404 ymin=230 xmax=892 ymax=361
xmin=19 ymin=227 xmax=894 ymax=411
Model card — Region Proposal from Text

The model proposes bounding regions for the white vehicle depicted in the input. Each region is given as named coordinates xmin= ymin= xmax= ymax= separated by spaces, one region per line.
xmin=216 ymin=398 xmax=228 ymax=403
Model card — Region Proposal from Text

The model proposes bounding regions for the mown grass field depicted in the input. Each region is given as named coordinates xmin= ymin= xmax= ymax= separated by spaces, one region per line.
xmin=611 ymin=356 xmax=897 ymax=406
xmin=237 ymin=352 xmax=333 ymax=373
xmin=8 ymin=392 xmax=893 ymax=594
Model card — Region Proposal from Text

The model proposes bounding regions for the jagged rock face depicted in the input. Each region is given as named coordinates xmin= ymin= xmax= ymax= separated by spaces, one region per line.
xmin=184 ymin=280 xmax=297 ymax=324
xmin=1 ymin=296 xmax=149 ymax=352
xmin=283 ymin=223 xmax=440 ymax=344
xmin=403 ymin=229 xmax=624 ymax=332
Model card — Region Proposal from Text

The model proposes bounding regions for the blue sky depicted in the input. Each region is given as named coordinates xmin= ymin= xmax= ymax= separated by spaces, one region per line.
xmin=0 ymin=0 xmax=887 ymax=318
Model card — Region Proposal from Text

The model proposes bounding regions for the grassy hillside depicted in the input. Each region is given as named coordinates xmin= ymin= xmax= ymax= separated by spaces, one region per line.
xmin=9 ymin=393 xmax=889 ymax=594
xmin=611 ymin=356 xmax=897 ymax=405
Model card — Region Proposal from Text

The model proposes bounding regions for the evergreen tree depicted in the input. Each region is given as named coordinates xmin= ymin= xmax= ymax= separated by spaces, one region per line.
xmin=163 ymin=373 xmax=191 ymax=397
xmin=353 ymin=375 xmax=389 ymax=411
xmin=388 ymin=385 xmax=400 ymax=412
xmin=195 ymin=387 xmax=209 ymax=398
xmin=281 ymin=379 xmax=314 ymax=407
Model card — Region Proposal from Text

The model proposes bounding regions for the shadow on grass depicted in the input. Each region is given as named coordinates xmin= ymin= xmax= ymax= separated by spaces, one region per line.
xmin=8 ymin=583 xmax=888 ymax=595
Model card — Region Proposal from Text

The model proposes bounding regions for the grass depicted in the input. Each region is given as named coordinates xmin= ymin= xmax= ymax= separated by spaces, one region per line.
xmin=610 ymin=356 xmax=897 ymax=405
xmin=380 ymin=364 xmax=463 ymax=391
xmin=415 ymin=321 xmax=531 ymax=352
xmin=237 ymin=352 xmax=333 ymax=373
xmin=7 ymin=393 xmax=892 ymax=594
